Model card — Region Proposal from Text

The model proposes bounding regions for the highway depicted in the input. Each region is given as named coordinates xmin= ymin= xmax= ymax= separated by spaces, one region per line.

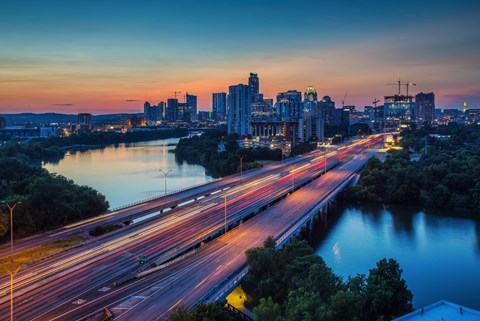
xmin=0 ymin=135 xmax=382 ymax=320
xmin=0 ymin=140 xmax=353 ymax=259
xmin=33 ymin=147 xmax=379 ymax=321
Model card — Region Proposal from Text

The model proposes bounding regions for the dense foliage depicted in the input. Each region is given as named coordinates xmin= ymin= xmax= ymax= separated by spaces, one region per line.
xmin=243 ymin=238 xmax=413 ymax=321
xmin=350 ymin=123 xmax=480 ymax=211
xmin=175 ymin=131 xmax=282 ymax=177
xmin=168 ymin=302 xmax=236 ymax=321
xmin=0 ymin=146 xmax=109 ymax=242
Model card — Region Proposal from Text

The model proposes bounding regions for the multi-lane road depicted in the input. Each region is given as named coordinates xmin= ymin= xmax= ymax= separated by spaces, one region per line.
xmin=0 ymin=135 xmax=383 ymax=321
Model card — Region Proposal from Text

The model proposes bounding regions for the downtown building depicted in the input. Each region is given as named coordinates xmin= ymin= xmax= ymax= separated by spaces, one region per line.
xmin=143 ymin=101 xmax=164 ymax=125
xmin=415 ymin=92 xmax=435 ymax=124
xmin=186 ymin=92 xmax=197 ymax=121
xmin=300 ymin=86 xmax=324 ymax=143
xmin=212 ymin=92 xmax=227 ymax=120
xmin=384 ymin=94 xmax=415 ymax=128
xmin=227 ymin=84 xmax=251 ymax=136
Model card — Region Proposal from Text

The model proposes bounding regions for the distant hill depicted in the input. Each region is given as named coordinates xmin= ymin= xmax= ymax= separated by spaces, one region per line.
xmin=0 ymin=112 xmax=143 ymax=126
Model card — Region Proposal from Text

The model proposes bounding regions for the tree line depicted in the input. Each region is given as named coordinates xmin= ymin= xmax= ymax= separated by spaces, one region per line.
xmin=350 ymin=123 xmax=480 ymax=212
xmin=175 ymin=131 xmax=282 ymax=178
xmin=167 ymin=238 xmax=413 ymax=321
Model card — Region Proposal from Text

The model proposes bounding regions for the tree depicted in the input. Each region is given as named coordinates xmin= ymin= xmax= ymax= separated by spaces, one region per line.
xmin=364 ymin=258 xmax=413 ymax=320
xmin=253 ymin=297 xmax=282 ymax=321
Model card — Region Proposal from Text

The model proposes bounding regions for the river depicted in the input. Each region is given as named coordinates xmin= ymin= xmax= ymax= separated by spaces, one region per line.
xmin=313 ymin=203 xmax=480 ymax=310
xmin=44 ymin=138 xmax=217 ymax=209
xmin=44 ymin=140 xmax=480 ymax=310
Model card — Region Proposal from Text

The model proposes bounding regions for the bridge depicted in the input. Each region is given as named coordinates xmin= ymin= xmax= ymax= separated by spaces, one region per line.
xmin=0 ymin=135 xmax=383 ymax=321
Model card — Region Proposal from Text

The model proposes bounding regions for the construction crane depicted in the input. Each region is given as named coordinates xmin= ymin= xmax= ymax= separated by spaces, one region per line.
xmin=386 ymin=80 xmax=416 ymax=96
xmin=404 ymin=82 xmax=416 ymax=97
xmin=341 ymin=91 xmax=348 ymax=107
xmin=372 ymin=99 xmax=380 ymax=107
xmin=171 ymin=91 xmax=182 ymax=99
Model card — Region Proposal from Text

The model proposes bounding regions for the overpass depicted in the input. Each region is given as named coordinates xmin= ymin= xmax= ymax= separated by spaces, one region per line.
xmin=0 ymin=135 xmax=383 ymax=321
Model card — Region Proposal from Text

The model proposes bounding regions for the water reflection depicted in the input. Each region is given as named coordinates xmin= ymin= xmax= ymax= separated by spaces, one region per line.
xmin=312 ymin=202 xmax=480 ymax=310
xmin=43 ymin=138 xmax=217 ymax=209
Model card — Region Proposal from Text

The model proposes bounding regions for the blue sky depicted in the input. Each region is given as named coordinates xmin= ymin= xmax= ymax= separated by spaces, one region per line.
xmin=1 ymin=0 xmax=479 ymax=113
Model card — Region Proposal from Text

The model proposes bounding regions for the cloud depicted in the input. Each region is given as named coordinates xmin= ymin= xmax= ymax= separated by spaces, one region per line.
xmin=52 ymin=103 xmax=74 ymax=106
xmin=125 ymin=99 xmax=139 ymax=102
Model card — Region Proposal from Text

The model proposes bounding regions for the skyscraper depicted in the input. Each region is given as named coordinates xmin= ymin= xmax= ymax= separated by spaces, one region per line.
xmin=212 ymin=92 xmax=227 ymax=120
xmin=276 ymin=90 xmax=303 ymax=121
xmin=166 ymin=98 xmax=178 ymax=122
xmin=186 ymin=92 xmax=197 ymax=121
xmin=319 ymin=96 xmax=336 ymax=126
xmin=301 ymin=86 xmax=323 ymax=142
xmin=415 ymin=92 xmax=435 ymax=124
xmin=303 ymin=86 xmax=318 ymax=113
xmin=248 ymin=73 xmax=259 ymax=106
xmin=227 ymin=84 xmax=250 ymax=136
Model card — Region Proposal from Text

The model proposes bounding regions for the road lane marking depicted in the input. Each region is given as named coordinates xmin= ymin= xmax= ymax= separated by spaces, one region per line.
xmin=194 ymin=277 xmax=209 ymax=289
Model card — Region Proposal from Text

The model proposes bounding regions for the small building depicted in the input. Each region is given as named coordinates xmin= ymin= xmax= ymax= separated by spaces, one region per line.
xmin=393 ymin=301 xmax=480 ymax=321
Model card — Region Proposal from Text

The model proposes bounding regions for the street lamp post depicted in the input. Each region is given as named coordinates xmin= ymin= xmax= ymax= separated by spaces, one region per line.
xmin=159 ymin=170 xmax=172 ymax=206
xmin=238 ymin=155 xmax=246 ymax=176
xmin=5 ymin=266 xmax=21 ymax=321
xmin=2 ymin=201 xmax=21 ymax=262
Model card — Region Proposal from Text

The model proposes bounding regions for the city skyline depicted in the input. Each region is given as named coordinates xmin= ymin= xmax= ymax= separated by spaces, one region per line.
xmin=1 ymin=0 xmax=480 ymax=114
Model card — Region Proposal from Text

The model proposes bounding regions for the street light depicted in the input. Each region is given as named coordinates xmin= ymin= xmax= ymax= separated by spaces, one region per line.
xmin=238 ymin=155 xmax=246 ymax=176
xmin=5 ymin=266 xmax=21 ymax=321
xmin=2 ymin=201 xmax=21 ymax=262
xmin=159 ymin=170 xmax=172 ymax=206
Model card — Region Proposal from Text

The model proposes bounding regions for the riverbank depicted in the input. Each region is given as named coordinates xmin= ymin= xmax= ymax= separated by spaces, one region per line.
xmin=349 ymin=124 xmax=480 ymax=214
xmin=311 ymin=201 xmax=480 ymax=310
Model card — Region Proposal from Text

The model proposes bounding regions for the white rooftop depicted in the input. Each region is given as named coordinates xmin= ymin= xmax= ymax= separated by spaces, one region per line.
xmin=393 ymin=301 xmax=480 ymax=321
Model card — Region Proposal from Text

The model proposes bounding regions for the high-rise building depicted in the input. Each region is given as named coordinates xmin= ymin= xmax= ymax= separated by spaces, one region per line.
xmin=384 ymin=94 xmax=415 ymax=127
xmin=319 ymin=96 xmax=336 ymax=126
xmin=176 ymin=103 xmax=191 ymax=122
xmin=415 ymin=92 xmax=435 ymax=124
xmin=251 ymin=94 xmax=274 ymax=121
xmin=276 ymin=90 xmax=303 ymax=121
xmin=301 ymin=86 xmax=323 ymax=142
xmin=227 ymin=84 xmax=250 ymax=135
xmin=342 ymin=105 xmax=356 ymax=133
xmin=212 ymin=92 xmax=227 ymax=120
xmin=248 ymin=73 xmax=259 ymax=106
xmin=303 ymin=86 xmax=318 ymax=113
xmin=144 ymin=101 xmax=164 ymax=124
xmin=166 ymin=98 xmax=178 ymax=122
xmin=186 ymin=93 xmax=197 ymax=121
xmin=143 ymin=101 xmax=151 ymax=119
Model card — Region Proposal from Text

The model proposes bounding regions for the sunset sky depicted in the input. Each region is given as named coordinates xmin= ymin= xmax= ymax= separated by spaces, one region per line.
xmin=1 ymin=0 xmax=479 ymax=114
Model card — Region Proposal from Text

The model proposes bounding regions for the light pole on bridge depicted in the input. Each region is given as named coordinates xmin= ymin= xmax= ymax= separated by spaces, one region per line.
xmin=238 ymin=155 xmax=246 ymax=176
xmin=159 ymin=170 xmax=172 ymax=206
xmin=5 ymin=266 xmax=21 ymax=321
xmin=2 ymin=201 xmax=22 ymax=262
